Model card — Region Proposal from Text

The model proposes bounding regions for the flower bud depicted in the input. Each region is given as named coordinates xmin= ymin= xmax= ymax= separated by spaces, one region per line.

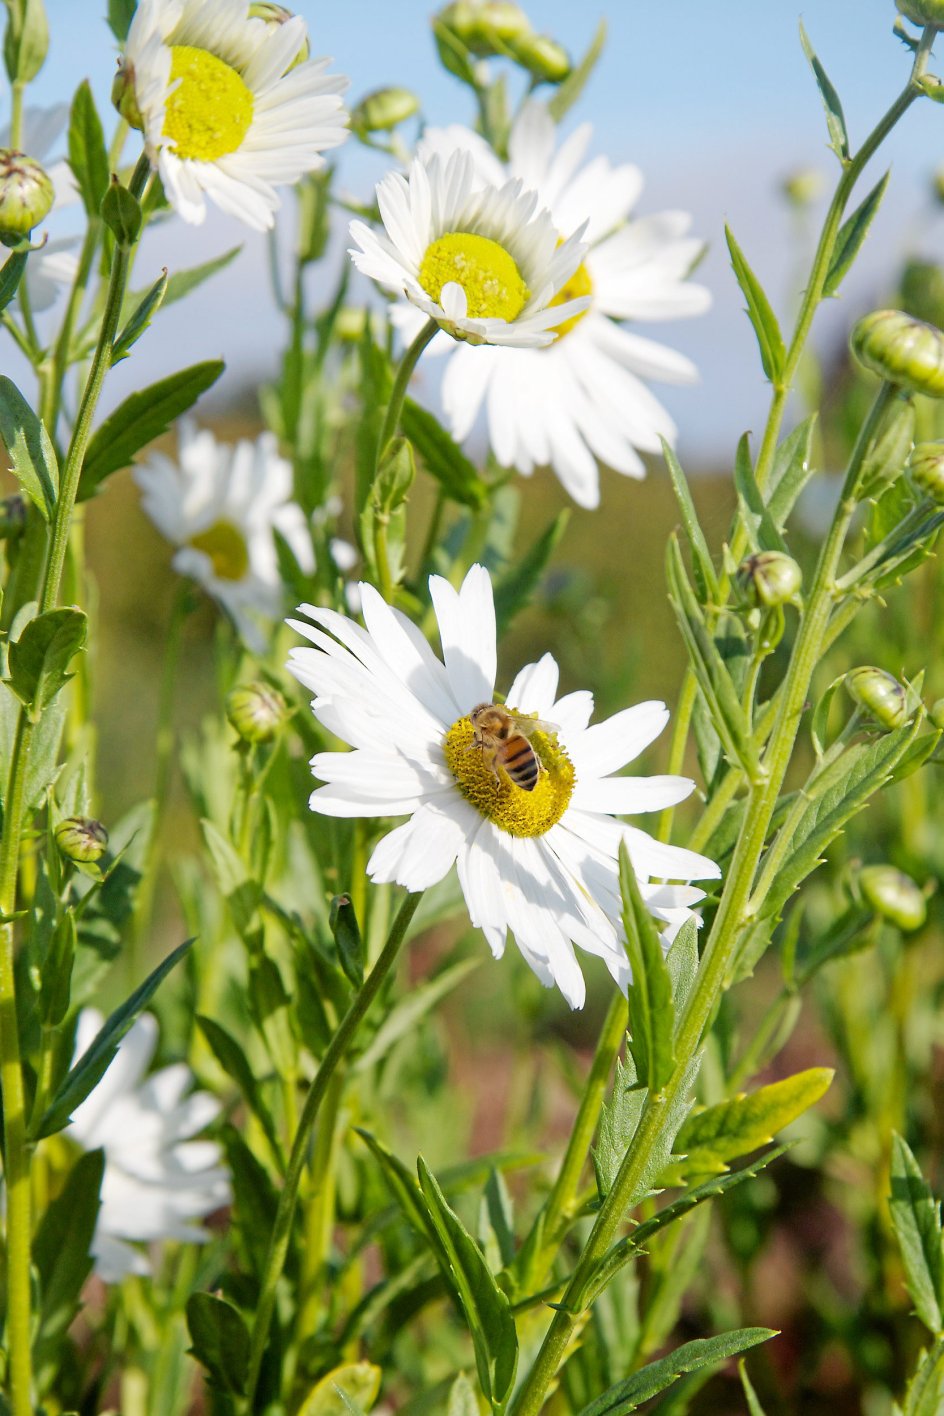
xmin=908 ymin=441 xmax=944 ymax=502
xmin=896 ymin=0 xmax=944 ymax=27
xmin=226 ymin=681 xmax=289 ymax=744
xmin=55 ymin=816 xmax=108 ymax=864
xmin=781 ymin=167 xmax=824 ymax=209
xmin=737 ymin=551 xmax=803 ymax=608
xmin=111 ymin=59 xmax=143 ymax=131
xmin=860 ymin=864 xmax=927 ymax=931
xmin=508 ymin=32 xmax=571 ymax=82
xmin=437 ymin=1 xmax=533 ymax=54
xmin=0 ymin=149 xmax=53 ymax=237
xmin=0 ymin=494 xmax=26 ymax=540
xmin=850 ymin=309 xmax=944 ymax=398
xmin=248 ymin=4 xmax=310 ymax=66
xmin=351 ymin=86 xmax=421 ymax=134
xmin=845 ymin=666 xmax=908 ymax=730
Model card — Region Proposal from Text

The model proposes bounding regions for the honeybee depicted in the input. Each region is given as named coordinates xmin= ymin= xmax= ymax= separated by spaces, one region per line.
xmin=469 ymin=703 xmax=557 ymax=792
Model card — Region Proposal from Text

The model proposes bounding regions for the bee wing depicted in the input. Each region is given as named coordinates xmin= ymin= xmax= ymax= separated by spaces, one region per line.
xmin=516 ymin=715 xmax=559 ymax=737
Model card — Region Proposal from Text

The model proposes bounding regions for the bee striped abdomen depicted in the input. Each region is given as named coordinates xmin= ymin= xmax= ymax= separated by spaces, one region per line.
xmin=501 ymin=735 xmax=540 ymax=790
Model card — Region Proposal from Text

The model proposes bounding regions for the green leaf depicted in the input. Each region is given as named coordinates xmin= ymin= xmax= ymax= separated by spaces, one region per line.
xmin=36 ymin=937 xmax=195 ymax=1137
xmin=357 ymin=1128 xmax=435 ymax=1240
xmin=666 ymin=918 xmax=699 ymax=1017
xmin=186 ymin=1292 xmax=250 ymax=1396
xmin=79 ymin=359 xmax=225 ymax=500
xmin=330 ymin=892 xmax=364 ymax=987
xmin=575 ymin=1328 xmax=777 ymax=1415
xmin=767 ymin=415 xmax=818 ymax=529
xmin=417 ymin=1156 xmax=518 ymax=1407
xmin=298 ymin=1362 xmax=383 ymax=1416
xmin=889 ymin=1133 xmax=944 ymax=1336
xmin=671 ymin=1068 xmax=833 ymax=1178
xmin=0 ymin=375 xmax=58 ymax=518
xmin=661 ymin=438 xmax=719 ymax=604
xmin=901 ymin=1341 xmax=944 ymax=1416
xmin=33 ymin=1148 xmax=103 ymax=1345
xmin=734 ymin=433 xmax=788 ymax=554
xmin=161 ymin=244 xmax=241 ymax=305
xmin=112 ymin=269 xmax=168 ymax=363
xmin=799 ymin=20 xmax=850 ymax=162
xmin=825 ymin=172 xmax=890 ymax=297
xmin=0 ymin=246 xmax=27 ymax=313
xmin=197 ymin=1014 xmax=281 ymax=1165
xmin=7 ymin=607 xmax=86 ymax=719
xmin=400 ymin=397 xmax=487 ymax=509
xmin=494 ymin=510 xmax=570 ymax=632
xmin=725 ymin=226 xmax=785 ymax=384
xmin=446 ymin=1373 xmax=480 ymax=1416
xmin=594 ymin=1052 xmax=645 ymax=1198
xmin=666 ymin=535 xmax=760 ymax=777
xmin=620 ymin=841 xmax=675 ymax=1093
xmin=739 ymin=1360 xmax=770 ymax=1416
xmin=67 ymin=80 xmax=109 ymax=218
xmin=547 ymin=18 xmax=607 ymax=121
xmin=106 ymin=0 xmax=136 ymax=41
xmin=757 ymin=720 xmax=922 ymax=924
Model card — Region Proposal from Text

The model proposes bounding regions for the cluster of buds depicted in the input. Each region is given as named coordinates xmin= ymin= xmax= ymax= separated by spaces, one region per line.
xmin=226 ymin=681 xmax=289 ymax=745
xmin=0 ymin=148 xmax=52 ymax=239
xmin=850 ymin=309 xmax=944 ymax=398
xmin=859 ymin=864 xmax=927 ymax=932
xmin=435 ymin=1 xmax=570 ymax=83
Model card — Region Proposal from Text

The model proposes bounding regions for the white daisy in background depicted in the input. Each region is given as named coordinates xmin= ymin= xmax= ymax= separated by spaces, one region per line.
xmin=349 ymin=147 xmax=590 ymax=349
xmin=0 ymin=103 xmax=80 ymax=310
xmin=118 ymin=0 xmax=349 ymax=231
xmin=287 ymin=563 xmax=719 ymax=1010
xmin=398 ymin=102 xmax=711 ymax=508
xmin=135 ymin=420 xmax=314 ymax=652
xmin=67 ymin=1009 xmax=231 ymax=1284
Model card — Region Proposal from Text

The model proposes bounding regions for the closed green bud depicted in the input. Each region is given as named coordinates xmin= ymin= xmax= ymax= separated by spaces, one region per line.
xmin=55 ymin=816 xmax=108 ymax=864
xmin=248 ymin=3 xmax=310 ymax=66
xmin=738 ymin=551 xmax=803 ymax=608
xmin=860 ymin=864 xmax=927 ymax=931
xmin=0 ymin=493 xmax=26 ymax=539
xmin=3 ymin=0 xmax=49 ymax=84
xmin=226 ymin=680 xmax=288 ymax=744
xmin=101 ymin=174 xmax=142 ymax=247
xmin=896 ymin=0 xmax=944 ymax=28
xmin=850 ymin=309 xmax=944 ymax=398
xmin=352 ymin=86 xmax=421 ymax=134
xmin=929 ymin=697 xmax=944 ymax=729
xmin=845 ymin=666 xmax=908 ymax=730
xmin=508 ymin=32 xmax=571 ymax=82
xmin=437 ymin=1 xmax=533 ymax=54
xmin=781 ymin=167 xmax=824 ymax=209
xmin=111 ymin=59 xmax=143 ymax=131
xmin=0 ymin=149 xmax=52 ymax=237
xmin=908 ymin=441 xmax=944 ymax=502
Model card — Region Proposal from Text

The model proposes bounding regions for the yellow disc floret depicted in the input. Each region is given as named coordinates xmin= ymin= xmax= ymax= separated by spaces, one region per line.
xmin=442 ymin=707 xmax=575 ymax=837
xmin=164 ymin=46 xmax=254 ymax=162
xmin=188 ymin=519 xmax=250 ymax=580
xmin=547 ymin=258 xmax=593 ymax=339
xmin=419 ymin=232 xmax=530 ymax=322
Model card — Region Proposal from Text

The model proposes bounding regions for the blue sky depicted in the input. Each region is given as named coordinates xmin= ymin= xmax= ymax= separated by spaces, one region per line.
xmin=21 ymin=1 xmax=944 ymax=466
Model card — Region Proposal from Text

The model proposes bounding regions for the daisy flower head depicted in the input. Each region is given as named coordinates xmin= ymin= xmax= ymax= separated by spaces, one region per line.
xmin=116 ymin=0 xmax=349 ymax=231
xmin=349 ymin=148 xmax=590 ymax=349
xmin=401 ymin=102 xmax=711 ymax=508
xmin=287 ymin=564 xmax=719 ymax=1010
xmin=67 ymin=1009 xmax=231 ymax=1283
xmin=134 ymin=419 xmax=314 ymax=652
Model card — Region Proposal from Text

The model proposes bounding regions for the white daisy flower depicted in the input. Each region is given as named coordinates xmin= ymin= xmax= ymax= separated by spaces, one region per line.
xmin=135 ymin=420 xmax=314 ymax=652
xmin=0 ymin=104 xmax=80 ymax=310
xmin=118 ymin=0 xmax=349 ymax=231
xmin=349 ymin=148 xmax=590 ymax=349
xmin=399 ymin=103 xmax=712 ymax=508
xmin=287 ymin=564 xmax=719 ymax=1010
xmin=67 ymin=1010 xmax=231 ymax=1284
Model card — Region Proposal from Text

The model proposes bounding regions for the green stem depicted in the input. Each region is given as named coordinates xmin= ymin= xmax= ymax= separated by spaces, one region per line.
xmin=41 ymin=218 xmax=102 ymax=436
xmin=656 ymin=670 xmax=697 ymax=844
xmin=39 ymin=153 xmax=150 ymax=614
xmin=9 ymin=81 xmax=24 ymax=149
xmin=509 ymin=384 xmax=896 ymax=1416
xmin=377 ymin=317 xmax=438 ymax=462
xmin=244 ymin=889 xmax=423 ymax=1409
xmin=0 ymin=712 xmax=35 ymax=1416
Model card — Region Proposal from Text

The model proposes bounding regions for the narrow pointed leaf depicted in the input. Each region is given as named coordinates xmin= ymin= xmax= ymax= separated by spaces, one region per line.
xmin=67 ymin=80 xmax=109 ymax=218
xmin=901 ymin=1341 xmax=944 ymax=1415
xmin=661 ymin=437 xmax=719 ymax=603
xmin=825 ymin=172 xmax=890 ymax=296
xmin=494 ymin=510 xmax=569 ymax=632
xmin=620 ymin=841 xmax=675 ymax=1093
xmin=799 ymin=20 xmax=850 ymax=162
xmin=162 ymin=245 xmax=242 ymax=305
xmin=575 ymin=1328 xmax=777 ymax=1415
xmin=400 ymin=397 xmax=487 ymax=509
xmin=725 ymin=226 xmax=785 ymax=384
xmin=739 ymin=1360 xmax=770 ymax=1416
xmin=671 ymin=1068 xmax=833 ymax=1177
xmin=0 ymin=246 xmax=27 ymax=313
xmin=734 ymin=433 xmax=788 ymax=553
xmin=36 ymin=937 xmax=195 ymax=1137
xmin=889 ymin=1133 xmax=944 ymax=1335
xmin=547 ymin=19 xmax=607 ymax=122
xmin=112 ymin=269 xmax=168 ymax=362
xmin=767 ymin=415 xmax=818 ymax=528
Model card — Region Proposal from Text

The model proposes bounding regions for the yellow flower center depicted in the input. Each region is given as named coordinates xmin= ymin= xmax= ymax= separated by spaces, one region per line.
xmin=163 ymin=45 xmax=254 ymax=162
xmin=188 ymin=519 xmax=250 ymax=581
xmin=418 ymin=232 xmax=530 ymax=322
xmin=547 ymin=257 xmax=593 ymax=340
xmin=442 ymin=707 xmax=575 ymax=838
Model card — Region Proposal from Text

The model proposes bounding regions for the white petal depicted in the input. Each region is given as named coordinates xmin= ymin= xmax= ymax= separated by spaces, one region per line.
xmin=428 ymin=563 xmax=496 ymax=709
